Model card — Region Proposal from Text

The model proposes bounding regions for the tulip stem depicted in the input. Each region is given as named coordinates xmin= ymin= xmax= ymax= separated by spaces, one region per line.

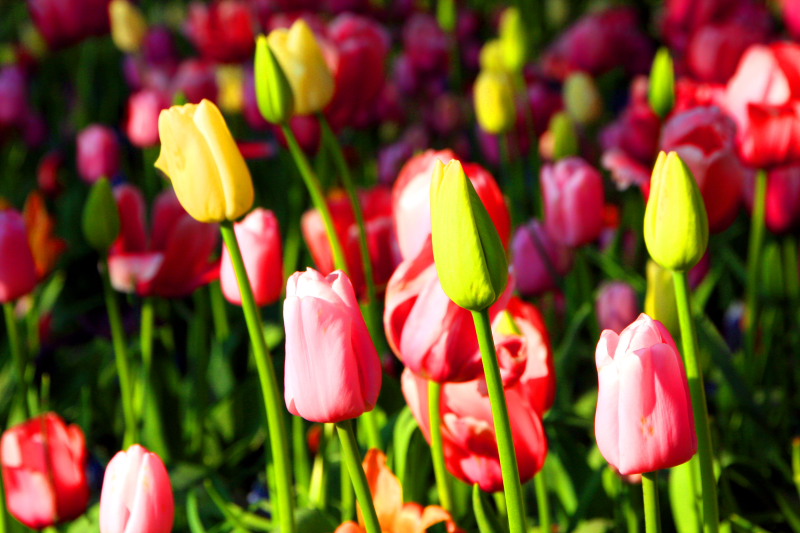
xmin=281 ymin=123 xmax=349 ymax=274
xmin=746 ymin=169 xmax=768 ymax=358
xmin=642 ymin=471 xmax=661 ymax=533
xmin=335 ymin=419 xmax=381 ymax=533
xmin=672 ymin=271 xmax=719 ymax=533
xmin=100 ymin=258 xmax=138 ymax=447
xmin=428 ymin=380 xmax=453 ymax=512
xmin=534 ymin=471 xmax=551 ymax=533
xmin=220 ymin=222 xmax=295 ymax=533
xmin=3 ymin=302 xmax=30 ymax=419
xmin=471 ymin=308 xmax=528 ymax=533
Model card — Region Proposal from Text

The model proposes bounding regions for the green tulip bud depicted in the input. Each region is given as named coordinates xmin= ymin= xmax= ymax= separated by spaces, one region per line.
xmin=82 ymin=178 xmax=120 ymax=252
xmin=549 ymin=111 xmax=578 ymax=160
xmin=564 ymin=72 xmax=603 ymax=125
xmin=254 ymin=34 xmax=294 ymax=125
xmin=499 ymin=7 xmax=527 ymax=73
xmin=649 ymin=47 xmax=675 ymax=119
xmin=430 ymin=159 xmax=508 ymax=311
xmin=644 ymin=151 xmax=709 ymax=272
xmin=474 ymin=70 xmax=516 ymax=135
xmin=436 ymin=0 xmax=457 ymax=33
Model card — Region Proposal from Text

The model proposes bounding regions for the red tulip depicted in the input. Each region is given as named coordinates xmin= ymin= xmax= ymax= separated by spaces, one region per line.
xmin=186 ymin=0 xmax=256 ymax=64
xmin=511 ymin=219 xmax=572 ymax=297
xmin=1 ymin=413 xmax=89 ymax=528
xmin=594 ymin=314 xmax=697 ymax=475
xmin=283 ymin=268 xmax=382 ymax=423
xmin=541 ymin=157 xmax=605 ymax=247
xmin=109 ymin=185 xmax=219 ymax=298
xmin=221 ymin=208 xmax=283 ymax=306
xmin=100 ymin=445 xmax=174 ymax=533
xmin=37 ymin=150 xmax=63 ymax=197
xmin=171 ymin=59 xmax=218 ymax=104
xmin=783 ymin=0 xmax=800 ymax=41
xmin=685 ymin=18 xmax=768 ymax=84
xmin=392 ymin=150 xmax=510 ymax=261
xmin=28 ymin=0 xmax=111 ymax=50
xmin=126 ymin=89 xmax=170 ymax=148
xmin=76 ymin=124 xmax=120 ymax=184
xmin=596 ymin=281 xmax=640 ymax=335
xmin=743 ymin=163 xmax=800 ymax=234
xmin=302 ymin=186 xmax=399 ymax=298
xmin=0 ymin=209 xmax=38 ymax=303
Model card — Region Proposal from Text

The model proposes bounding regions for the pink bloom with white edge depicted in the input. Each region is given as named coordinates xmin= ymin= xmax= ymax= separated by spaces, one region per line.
xmin=100 ymin=444 xmax=174 ymax=533
xmin=283 ymin=268 xmax=382 ymax=423
xmin=594 ymin=314 xmax=697 ymax=475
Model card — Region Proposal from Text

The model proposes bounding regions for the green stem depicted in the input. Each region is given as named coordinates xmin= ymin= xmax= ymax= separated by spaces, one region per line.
xmin=428 ymin=380 xmax=453 ymax=512
xmin=0 ymin=467 xmax=6 ymax=533
xmin=140 ymin=298 xmax=154 ymax=387
xmin=471 ymin=309 xmax=527 ymax=533
xmin=534 ymin=471 xmax=551 ymax=533
xmin=292 ymin=415 xmax=311 ymax=501
xmin=746 ymin=169 xmax=767 ymax=357
xmin=100 ymin=259 xmax=138 ymax=446
xmin=499 ymin=134 xmax=524 ymax=225
xmin=281 ymin=123 xmax=349 ymax=273
xmin=335 ymin=419 xmax=381 ymax=533
xmin=642 ymin=471 xmax=661 ymax=533
xmin=672 ymin=271 xmax=719 ymax=533
xmin=310 ymin=423 xmax=333 ymax=508
xmin=792 ymin=437 xmax=800 ymax=501
xmin=4 ymin=302 xmax=30 ymax=419
xmin=220 ymin=222 xmax=295 ymax=533
xmin=208 ymin=280 xmax=230 ymax=341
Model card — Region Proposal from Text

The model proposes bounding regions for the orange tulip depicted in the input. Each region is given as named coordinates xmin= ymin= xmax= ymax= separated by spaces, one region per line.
xmin=23 ymin=192 xmax=66 ymax=280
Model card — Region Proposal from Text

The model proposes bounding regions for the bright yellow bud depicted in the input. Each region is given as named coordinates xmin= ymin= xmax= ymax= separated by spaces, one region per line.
xmin=474 ymin=70 xmax=516 ymax=135
xmin=430 ymin=159 xmax=508 ymax=311
xmin=564 ymin=72 xmax=603 ymax=125
xmin=155 ymin=99 xmax=254 ymax=223
xmin=216 ymin=65 xmax=244 ymax=113
xmin=644 ymin=260 xmax=679 ymax=335
xmin=267 ymin=19 xmax=334 ymax=116
xmin=499 ymin=7 xmax=527 ymax=73
xmin=109 ymin=0 xmax=147 ymax=53
xmin=479 ymin=39 xmax=506 ymax=73
xmin=644 ymin=151 xmax=709 ymax=271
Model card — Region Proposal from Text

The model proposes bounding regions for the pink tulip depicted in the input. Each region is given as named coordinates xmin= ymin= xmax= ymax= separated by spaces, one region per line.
xmin=596 ymin=281 xmax=640 ymax=335
xmin=783 ymin=0 xmax=800 ymax=41
xmin=126 ymin=89 xmax=170 ymax=148
xmin=100 ymin=445 xmax=174 ymax=533
xmin=401 ymin=13 xmax=449 ymax=75
xmin=1 ymin=413 xmax=89 ymax=528
xmin=221 ymin=208 xmax=283 ymax=306
xmin=284 ymin=268 xmax=382 ymax=423
xmin=28 ymin=0 xmax=111 ymax=50
xmin=685 ymin=19 xmax=768 ymax=84
xmin=0 ymin=209 xmax=38 ymax=303
xmin=76 ymin=124 xmax=120 ymax=184
xmin=594 ymin=314 xmax=697 ymax=475
xmin=511 ymin=219 xmax=572 ymax=297
xmin=0 ymin=65 xmax=29 ymax=130
xmin=541 ymin=157 xmax=605 ymax=247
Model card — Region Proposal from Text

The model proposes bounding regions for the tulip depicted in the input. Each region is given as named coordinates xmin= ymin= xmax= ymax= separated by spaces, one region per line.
xmin=28 ymin=0 xmax=111 ymax=50
xmin=401 ymin=13 xmax=449 ymax=75
xmin=479 ymin=39 xmax=505 ymax=73
xmin=596 ymin=281 xmax=640 ymax=334
xmin=1 ymin=413 xmax=90 ymax=528
xmin=498 ymin=7 xmax=527 ymax=73
xmin=474 ymin=70 xmax=516 ymax=135
xmin=564 ymin=72 xmax=602 ymax=125
xmin=749 ymin=163 xmax=800 ymax=234
xmin=541 ymin=157 xmax=605 ymax=247
xmin=76 ymin=124 xmax=120 ymax=184
xmin=594 ymin=313 xmax=697 ymax=475
xmin=109 ymin=0 xmax=147 ymax=53
xmin=0 ymin=65 xmax=29 ymax=130
xmin=172 ymin=59 xmax=218 ymax=105
xmin=392 ymin=149 xmax=510 ymax=262
xmin=23 ymin=191 xmax=67 ymax=279
xmin=644 ymin=151 xmax=709 ymax=272
xmin=547 ymin=111 xmax=578 ymax=161
xmin=100 ymin=444 xmax=174 ymax=533
xmin=186 ymin=0 xmax=256 ymax=64
xmin=283 ymin=268 xmax=382 ymax=423
xmin=0 ymin=209 xmax=39 ymax=303
xmin=644 ymin=260 xmax=679 ymax=335
xmin=267 ymin=19 xmax=334 ymax=116
xmin=221 ymin=208 xmax=283 ymax=306
xmin=82 ymin=178 xmax=121 ymax=253
xmin=430 ymin=159 xmax=508 ymax=311
xmin=648 ymin=47 xmax=674 ymax=118
xmin=216 ymin=65 xmax=244 ymax=113
xmin=155 ymin=99 xmax=254 ymax=223
xmin=511 ymin=219 xmax=572 ymax=296
xmin=254 ymin=36 xmax=294 ymax=125
xmin=126 ymin=89 xmax=170 ymax=148
xmin=685 ymin=19 xmax=768 ymax=84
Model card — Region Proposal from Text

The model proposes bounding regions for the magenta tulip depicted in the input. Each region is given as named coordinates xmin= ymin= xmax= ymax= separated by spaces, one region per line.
xmin=541 ymin=157 xmax=605 ymax=247
xmin=283 ymin=268 xmax=382 ymax=423
xmin=0 ymin=209 xmax=38 ymax=303
xmin=594 ymin=314 xmax=697 ymax=475
xmin=77 ymin=124 xmax=120 ymax=184
xmin=221 ymin=208 xmax=283 ymax=307
xmin=100 ymin=445 xmax=174 ymax=533
xmin=511 ymin=219 xmax=572 ymax=297
xmin=596 ymin=281 xmax=640 ymax=334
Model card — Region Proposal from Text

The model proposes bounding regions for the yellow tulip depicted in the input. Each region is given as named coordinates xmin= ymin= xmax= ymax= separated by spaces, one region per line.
xmin=267 ymin=19 xmax=334 ymax=116
xmin=499 ymin=7 xmax=527 ymax=73
xmin=216 ymin=65 xmax=245 ymax=113
xmin=109 ymin=0 xmax=147 ymax=53
xmin=479 ymin=39 xmax=506 ymax=73
xmin=474 ymin=70 xmax=516 ymax=135
xmin=155 ymin=99 xmax=254 ymax=223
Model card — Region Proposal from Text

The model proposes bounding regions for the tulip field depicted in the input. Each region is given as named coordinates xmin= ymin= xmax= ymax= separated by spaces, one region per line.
xmin=2 ymin=0 xmax=800 ymax=532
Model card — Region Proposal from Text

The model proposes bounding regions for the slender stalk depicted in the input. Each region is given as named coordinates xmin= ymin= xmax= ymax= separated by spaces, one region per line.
xmin=499 ymin=134 xmax=525 ymax=225
xmin=746 ymin=169 xmax=768 ymax=357
xmin=138 ymin=297 xmax=168 ymax=459
xmin=100 ymin=259 xmax=138 ymax=446
xmin=335 ymin=419 xmax=381 ymax=533
xmin=310 ymin=423 xmax=333 ymax=508
xmin=281 ymin=123 xmax=349 ymax=273
xmin=792 ymin=437 xmax=800 ymax=501
xmin=534 ymin=472 xmax=551 ymax=533
xmin=208 ymin=280 xmax=230 ymax=341
xmin=0 ymin=467 xmax=6 ymax=533
xmin=220 ymin=223 xmax=295 ymax=533
xmin=428 ymin=380 xmax=453 ymax=511
xmin=471 ymin=308 xmax=527 ymax=533
xmin=642 ymin=471 xmax=661 ymax=533
xmin=672 ymin=271 xmax=719 ymax=533
xmin=292 ymin=415 xmax=311 ymax=501
xmin=4 ymin=302 xmax=30 ymax=419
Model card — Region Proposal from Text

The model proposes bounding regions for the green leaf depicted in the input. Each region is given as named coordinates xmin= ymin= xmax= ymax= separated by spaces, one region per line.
xmin=473 ymin=484 xmax=507 ymax=533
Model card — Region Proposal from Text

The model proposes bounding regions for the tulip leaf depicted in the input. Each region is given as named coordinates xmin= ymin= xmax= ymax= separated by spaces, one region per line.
xmin=187 ymin=489 xmax=210 ymax=533
xmin=473 ymin=484 xmax=507 ymax=533
xmin=294 ymin=507 xmax=340 ymax=533
xmin=391 ymin=406 xmax=419 ymax=485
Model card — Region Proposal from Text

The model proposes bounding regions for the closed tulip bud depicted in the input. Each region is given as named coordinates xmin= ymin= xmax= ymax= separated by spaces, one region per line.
xmin=479 ymin=39 xmax=505 ymax=73
xmin=216 ymin=65 xmax=244 ymax=113
xmin=82 ymin=178 xmax=121 ymax=252
xmin=436 ymin=0 xmax=456 ymax=32
xmin=564 ymin=72 xmax=603 ymax=124
xmin=499 ymin=7 xmax=527 ymax=73
xmin=596 ymin=281 xmax=640 ymax=334
xmin=0 ymin=209 xmax=39 ymax=303
xmin=109 ymin=0 xmax=147 ymax=53
xmin=267 ymin=19 xmax=334 ymax=116
xmin=474 ymin=70 xmax=516 ymax=135
xmin=644 ymin=260 xmax=679 ymax=335
xmin=100 ymin=444 xmax=174 ymax=533
xmin=254 ymin=35 xmax=294 ymax=124
xmin=155 ymin=99 xmax=254 ymax=223
xmin=644 ymin=151 xmax=709 ymax=271
xmin=549 ymin=111 xmax=579 ymax=160
xmin=595 ymin=314 xmax=697 ymax=475
xmin=430 ymin=159 xmax=508 ymax=311
xmin=541 ymin=157 xmax=605 ymax=247
xmin=77 ymin=124 xmax=120 ymax=184
xmin=284 ymin=268 xmax=382 ymax=423
xmin=648 ymin=47 xmax=675 ymax=119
